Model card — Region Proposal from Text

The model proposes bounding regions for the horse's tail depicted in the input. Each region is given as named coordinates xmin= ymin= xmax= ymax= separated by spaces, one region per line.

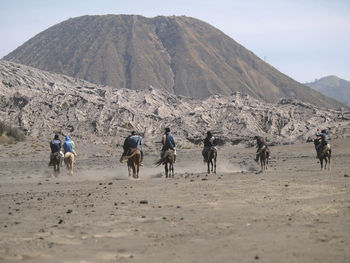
xmin=154 ymin=158 xmax=164 ymax=167
xmin=154 ymin=151 xmax=172 ymax=167
xmin=120 ymin=150 xmax=139 ymax=163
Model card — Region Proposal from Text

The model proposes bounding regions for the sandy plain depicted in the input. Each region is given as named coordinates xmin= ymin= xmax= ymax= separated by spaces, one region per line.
xmin=0 ymin=137 xmax=349 ymax=263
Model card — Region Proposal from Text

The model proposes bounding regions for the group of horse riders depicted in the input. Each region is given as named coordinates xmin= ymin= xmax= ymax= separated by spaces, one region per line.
xmin=122 ymin=127 xmax=177 ymax=166
xmin=49 ymin=134 xmax=77 ymax=166
xmin=49 ymin=127 xmax=330 ymax=170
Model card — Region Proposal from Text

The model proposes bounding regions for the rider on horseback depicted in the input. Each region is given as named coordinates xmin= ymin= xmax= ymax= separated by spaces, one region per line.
xmin=202 ymin=131 xmax=216 ymax=162
xmin=123 ymin=131 xmax=144 ymax=165
xmin=315 ymin=129 xmax=329 ymax=153
xmin=49 ymin=134 xmax=64 ymax=166
xmin=161 ymin=127 xmax=176 ymax=163
xmin=63 ymin=135 xmax=77 ymax=156
xmin=254 ymin=135 xmax=269 ymax=162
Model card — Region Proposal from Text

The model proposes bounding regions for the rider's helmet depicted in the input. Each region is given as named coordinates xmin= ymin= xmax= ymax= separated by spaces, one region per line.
xmin=165 ymin=127 xmax=170 ymax=133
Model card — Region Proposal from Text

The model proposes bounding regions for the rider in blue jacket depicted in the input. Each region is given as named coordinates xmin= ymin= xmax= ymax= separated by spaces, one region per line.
xmin=63 ymin=135 xmax=77 ymax=156
xmin=123 ymin=131 xmax=144 ymax=165
xmin=315 ymin=129 xmax=329 ymax=151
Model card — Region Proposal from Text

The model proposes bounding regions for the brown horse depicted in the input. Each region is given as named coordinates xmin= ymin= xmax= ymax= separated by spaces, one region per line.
xmin=64 ymin=152 xmax=75 ymax=176
xmin=155 ymin=150 xmax=175 ymax=178
xmin=120 ymin=149 xmax=141 ymax=179
xmin=257 ymin=147 xmax=269 ymax=172
xmin=206 ymin=147 xmax=217 ymax=174
xmin=314 ymin=139 xmax=331 ymax=170
xmin=50 ymin=152 xmax=61 ymax=175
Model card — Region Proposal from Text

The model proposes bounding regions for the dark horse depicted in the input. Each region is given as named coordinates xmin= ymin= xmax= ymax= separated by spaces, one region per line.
xmin=50 ymin=152 xmax=61 ymax=175
xmin=314 ymin=139 xmax=331 ymax=170
xmin=257 ymin=147 xmax=269 ymax=172
xmin=155 ymin=150 xmax=175 ymax=178
xmin=206 ymin=147 xmax=217 ymax=174
xmin=120 ymin=149 xmax=141 ymax=179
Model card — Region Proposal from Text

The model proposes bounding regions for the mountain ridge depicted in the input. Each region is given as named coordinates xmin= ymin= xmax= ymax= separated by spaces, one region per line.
xmin=1 ymin=60 xmax=350 ymax=150
xmin=2 ymin=14 xmax=345 ymax=109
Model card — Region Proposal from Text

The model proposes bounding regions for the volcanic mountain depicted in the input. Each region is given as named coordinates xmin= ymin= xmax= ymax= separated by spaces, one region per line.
xmin=3 ymin=15 xmax=344 ymax=108
xmin=305 ymin=76 xmax=350 ymax=106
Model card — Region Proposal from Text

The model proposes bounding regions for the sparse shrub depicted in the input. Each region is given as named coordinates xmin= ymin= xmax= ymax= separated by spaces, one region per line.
xmin=0 ymin=121 xmax=25 ymax=143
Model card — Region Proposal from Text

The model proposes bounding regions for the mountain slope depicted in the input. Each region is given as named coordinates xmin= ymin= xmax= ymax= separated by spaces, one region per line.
xmin=305 ymin=76 xmax=350 ymax=105
xmin=2 ymin=15 xmax=344 ymax=109
xmin=1 ymin=60 xmax=349 ymax=149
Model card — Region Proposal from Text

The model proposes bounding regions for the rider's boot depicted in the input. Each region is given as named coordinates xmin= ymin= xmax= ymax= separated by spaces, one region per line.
xmin=140 ymin=157 xmax=144 ymax=166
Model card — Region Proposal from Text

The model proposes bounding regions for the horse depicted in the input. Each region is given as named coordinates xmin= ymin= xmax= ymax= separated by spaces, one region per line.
xmin=120 ymin=148 xmax=141 ymax=179
xmin=205 ymin=147 xmax=217 ymax=174
xmin=155 ymin=150 xmax=175 ymax=178
xmin=50 ymin=152 xmax=61 ymax=175
xmin=314 ymin=139 xmax=331 ymax=170
xmin=257 ymin=147 xmax=269 ymax=172
xmin=64 ymin=152 xmax=75 ymax=176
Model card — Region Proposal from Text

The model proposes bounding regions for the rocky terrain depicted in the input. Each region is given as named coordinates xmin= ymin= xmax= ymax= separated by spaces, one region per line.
xmin=1 ymin=55 xmax=350 ymax=263
xmin=305 ymin=76 xmax=350 ymax=106
xmin=2 ymin=15 xmax=344 ymax=108
xmin=1 ymin=60 xmax=350 ymax=153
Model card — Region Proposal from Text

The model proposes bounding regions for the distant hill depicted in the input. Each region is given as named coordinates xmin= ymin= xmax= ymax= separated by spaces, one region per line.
xmin=2 ymin=15 xmax=345 ymax=109
xmin=305 ymin=76 xmax=350 ymax=106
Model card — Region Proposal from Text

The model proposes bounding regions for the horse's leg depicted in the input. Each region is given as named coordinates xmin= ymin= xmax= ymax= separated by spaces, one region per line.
xmin=132 ymin=161 xmax=137 ymax=178
xmin=328 ymin=155 xmax=331 ymax=171
xmin=266 ymin=156 xmax=269 ymax=170
xmin=136 ymin=158 xmax=140 ymax=178
xmin=128 ymin=163 xmax=132 ymax=177
xmin=165 ymin=163 xmax=168 ymax=178
xmin=171 ymin=154 xmax=175 ymax=178
xmin=68 ymin=162 xmax=72 ymax=176
xmin=213 ymin=153 xmax=217 ymax=174
xmin=320 ymin=158 xmax=323 ymax=170
xmin=71 ymin=159 xmax=74 ymax=176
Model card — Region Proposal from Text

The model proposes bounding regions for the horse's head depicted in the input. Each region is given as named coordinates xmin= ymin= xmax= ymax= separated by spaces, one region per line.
xmin=314 ymin=138 xmax=320 ymax=147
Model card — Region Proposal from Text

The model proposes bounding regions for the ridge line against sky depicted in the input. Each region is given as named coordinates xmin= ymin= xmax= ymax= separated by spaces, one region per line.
xmin=0 ymin=0 xmax=349 ymax=83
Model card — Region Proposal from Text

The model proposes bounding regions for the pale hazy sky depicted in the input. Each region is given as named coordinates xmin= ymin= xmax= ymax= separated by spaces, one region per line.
xmin=0 ymin=0 xmax=349 ymax=83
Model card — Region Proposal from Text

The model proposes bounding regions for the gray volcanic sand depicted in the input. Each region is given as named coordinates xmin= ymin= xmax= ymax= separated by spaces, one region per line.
xmin=0 ymin=138 xmax=349 ymax=263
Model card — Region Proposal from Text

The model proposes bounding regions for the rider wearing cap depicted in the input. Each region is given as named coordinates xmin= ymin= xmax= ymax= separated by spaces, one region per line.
xmin=123 ymin=131 xmax=144 ymax=165
xmin=161 ymin=127 xmax=176 ymax=163
xmin=315 ymin=129 xmax=329 ymax=152
xmin=49 ymin=134 xmax=64 ymax=166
